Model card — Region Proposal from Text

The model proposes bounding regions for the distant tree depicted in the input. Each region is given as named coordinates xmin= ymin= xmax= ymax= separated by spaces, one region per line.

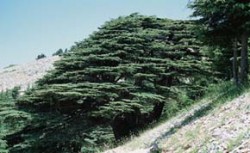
xmin=36 ymin=53 xmax=46 ymax=60
xmin=52 ymin=48 xmax=64 ymax=56
xmin=64 ymin=48 xmax=68 ymax=53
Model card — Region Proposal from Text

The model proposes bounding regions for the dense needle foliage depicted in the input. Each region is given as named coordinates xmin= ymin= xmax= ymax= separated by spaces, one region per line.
xmin=189 ymin=0 xmax=250 ymax=83
xmin=0 ymin=88 xmax=31 ymax=153
xmin=3 ymin=14 xmax=211 ymax=153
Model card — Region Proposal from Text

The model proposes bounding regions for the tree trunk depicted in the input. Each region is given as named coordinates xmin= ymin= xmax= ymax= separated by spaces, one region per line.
xmin=240 ymin=31 xmax=249 ymax=84
xmin=149 ymin=102 xmax=165 ymax=121
xmin=232 ymin=38 xmax=239 ymax=85
xmin=111 ymin=108 xmax=141 ymax=140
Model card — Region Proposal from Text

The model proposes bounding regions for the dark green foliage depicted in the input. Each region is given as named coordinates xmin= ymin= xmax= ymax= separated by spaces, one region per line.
xmin=0 ymin=89 xmax=31 ymax=153
xmin=189 ymin=0 xmax=250 ymax=83
xmin=52 ymin=48 xmax=64 ymax=56
xmin=9 ymin=14 xmax=211 ymax=152
xmin=11 ymin=86 xmax=20 ymax=100
xmin=189 ymin=0 xmax=250 ymax=38
xmin=36 ymin=54 xmax=46 ymax=60
xmin=202 ymin=46 xmax=232 ymax=79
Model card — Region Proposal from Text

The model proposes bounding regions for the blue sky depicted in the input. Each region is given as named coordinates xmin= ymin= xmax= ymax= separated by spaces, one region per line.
xmin=0 ymin=0 xmax=192 ymax=68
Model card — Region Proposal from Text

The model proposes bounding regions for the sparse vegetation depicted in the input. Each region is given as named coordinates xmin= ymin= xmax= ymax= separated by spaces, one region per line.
xmin=227 ymin=132 xmax=245 ymax=151
xmin=3 ymin=64 xmax=16 ymax=69
xmin=158 ymin=81 xmax=250 ymax=152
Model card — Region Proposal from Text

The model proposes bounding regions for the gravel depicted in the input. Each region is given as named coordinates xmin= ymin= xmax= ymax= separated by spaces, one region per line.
xmin=0 ymin=56 xmax=59 ymax=92
xmin=104 ymin=93 xmax=250 ymax=153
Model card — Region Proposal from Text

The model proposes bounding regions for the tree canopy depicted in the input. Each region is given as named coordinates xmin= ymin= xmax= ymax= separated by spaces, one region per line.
xmin=5 ymin=14 xmax=211 ymax=153
xmin=189 ymin=0 xmax=250 ymax=84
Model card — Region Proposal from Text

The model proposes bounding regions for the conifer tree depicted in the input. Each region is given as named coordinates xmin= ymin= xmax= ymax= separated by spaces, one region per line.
xmin=189 ymin=0 xmax=250 ymax=84
xmin=8 ymin=14 xmax=210 ymax=153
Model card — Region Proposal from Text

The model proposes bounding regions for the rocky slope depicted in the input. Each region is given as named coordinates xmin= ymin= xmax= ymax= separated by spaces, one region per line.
xmin=0 ymin=56 xmax=59 ymax=92
xmin=104 ymin=91 xmax=250 ymax=153
xmin=160 ymin=93 xmax=250 ymax=153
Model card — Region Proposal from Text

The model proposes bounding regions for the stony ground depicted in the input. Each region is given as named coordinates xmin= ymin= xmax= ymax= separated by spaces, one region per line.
xmin=104 ymin=92 xmax=250 ymax=153
xmin=160 ymin=93 xmax=250 ymax=153
xmin=0 ymin=56 xmax=59 ymax=92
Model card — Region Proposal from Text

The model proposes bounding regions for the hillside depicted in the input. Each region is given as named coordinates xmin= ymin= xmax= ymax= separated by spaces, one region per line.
xmin=104 ymin=90 xmax=250 ymax=153
xmin=1 ymin=12 xmax=249 ymax=153
xmin=0 ymin=56 xmax=59 ymax=92
xmin=1 ymin=56 xmax=249 ymax=153
xmin=5 ymin=14 xmax=211 ymax=153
